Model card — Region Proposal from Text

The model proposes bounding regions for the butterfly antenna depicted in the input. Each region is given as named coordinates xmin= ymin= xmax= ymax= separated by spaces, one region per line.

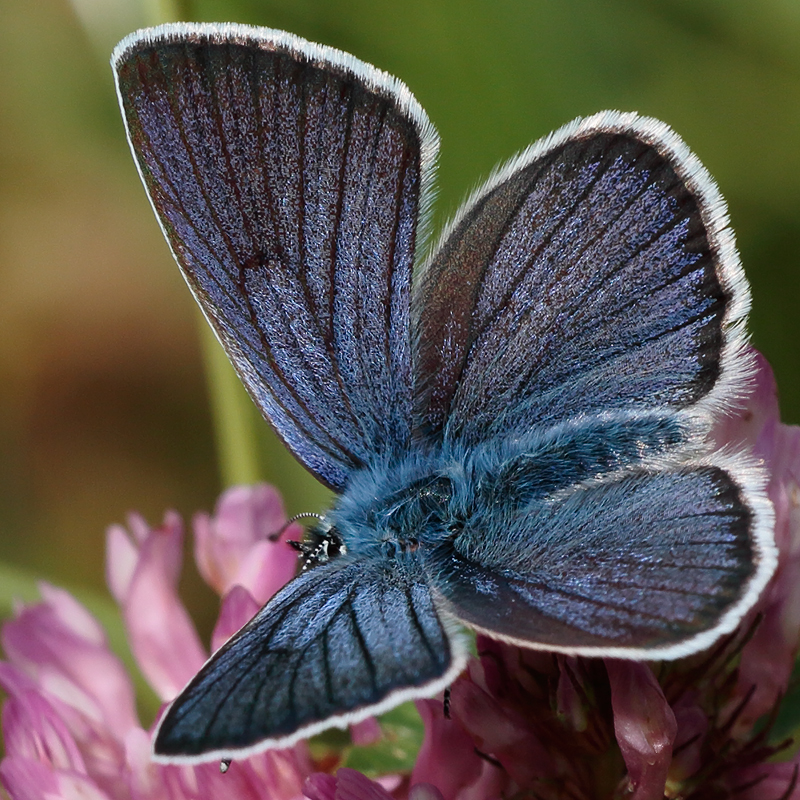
xmin=268 ymin=512 xmax=326 ymax=541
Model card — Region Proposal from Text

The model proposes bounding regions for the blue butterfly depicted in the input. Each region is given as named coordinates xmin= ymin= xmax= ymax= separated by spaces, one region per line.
xmin=112 ymin=23 xmax=777 ymax=765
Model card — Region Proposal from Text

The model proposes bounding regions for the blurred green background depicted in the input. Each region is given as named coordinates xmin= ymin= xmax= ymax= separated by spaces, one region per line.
xmin=0 ymin=0 xmax=798 ymax=640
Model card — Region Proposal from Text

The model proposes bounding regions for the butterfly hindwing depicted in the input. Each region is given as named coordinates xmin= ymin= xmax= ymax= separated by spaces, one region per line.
xmin=427 ymin=459 xmax=772 ymax=658
xmin=113 ymin=24 xmax=438 ymax=489
xmin=154 ymin=555 xmax=465 ymax=761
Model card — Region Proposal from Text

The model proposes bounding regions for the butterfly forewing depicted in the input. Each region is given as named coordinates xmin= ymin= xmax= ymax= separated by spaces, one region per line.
xmin=114 ymin=25 xmax=437 ymax=489
xmin=414 ymin=117 xmax=747 ymax=444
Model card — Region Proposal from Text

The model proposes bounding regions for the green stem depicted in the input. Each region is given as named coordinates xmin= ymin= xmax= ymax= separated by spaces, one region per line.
xmin=199 ymin=319 xmax=263 ymax=488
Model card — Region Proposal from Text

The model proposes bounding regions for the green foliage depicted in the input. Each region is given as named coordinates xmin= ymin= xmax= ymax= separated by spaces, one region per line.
xmin=343 ymin=702 xmax=428 ymax=776
xmin=308 ymin=701 xmax=428 ymax=776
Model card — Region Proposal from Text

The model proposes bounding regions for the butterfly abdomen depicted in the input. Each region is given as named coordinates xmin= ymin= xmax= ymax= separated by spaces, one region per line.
xmin=330 ymin=410 xmax=690 ymax=560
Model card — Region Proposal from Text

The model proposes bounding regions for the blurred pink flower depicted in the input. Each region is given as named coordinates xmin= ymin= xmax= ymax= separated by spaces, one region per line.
xmin=716 ymin=352 xmax=800 ymax=731
xmin=1 ymin=484 xmax=311 ymax=800
xmin=306 ymin=768 xmax=440 ymax=800
xmin=193 ymin=484 xmax=300 ymax=603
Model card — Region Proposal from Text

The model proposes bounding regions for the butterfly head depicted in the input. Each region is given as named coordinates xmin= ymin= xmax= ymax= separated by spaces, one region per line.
xmin=288 ymin=519 xmax=347 ymax=571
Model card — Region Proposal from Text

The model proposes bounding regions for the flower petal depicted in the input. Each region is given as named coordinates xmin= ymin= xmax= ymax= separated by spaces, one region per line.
xmin=109 ymin=511 xmax=206 ymax=701
xmin=711 ymin=349 xmax=780 ymax=453
xmin=0 ymin=757 xmax=113 ymax=800
xmin=607 ymin=660 xmax=676 ymax=800
xmin=713 ymin=352 xmax=800 ymax=730
xmin=412 ymin=699 xmax=484 ymax=800
xmin=124 ymin=725 xmax=311 ymax=800
xmin=193 ymin=484 xmax=300 ymax=603
xmin=731 ymin=762 xmax=800 ymax=800
xmin=304 ymin=769 xmax=407 ymax=800
xmin=211 ymin=585 xmax=260 ymax=652
xmin=666 ymin=702 xmax=709 ymax=791
xmin=105 ymin=521 xmax=141 ymax=606
xmin=305 ymin=772 xmax=338 ymax=800
xmin=2 ymin=691 xmax=86 ymax=771
xmin=409 ymin=785 xmax=445 ymax=800
xmin=349 ymin=717 xmax=381 ymax=747
xmin=1 ymin=587 xmax=138 ymax=742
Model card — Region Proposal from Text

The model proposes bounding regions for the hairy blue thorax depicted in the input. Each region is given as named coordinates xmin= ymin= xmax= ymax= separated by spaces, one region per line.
xmin=326 ymin=451 xmax=462 ymax=559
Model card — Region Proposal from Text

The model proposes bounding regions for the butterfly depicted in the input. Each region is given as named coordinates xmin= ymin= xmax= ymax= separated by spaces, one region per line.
xmin=112 ymin=22 xmax=777 ymax=765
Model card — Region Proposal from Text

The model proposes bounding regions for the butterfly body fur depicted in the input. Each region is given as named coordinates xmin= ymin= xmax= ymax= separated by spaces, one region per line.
xmin=332 ymin=411 xmax=687 ymax=558
xmin=111 ymin=22 xmax=777 ymax=763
